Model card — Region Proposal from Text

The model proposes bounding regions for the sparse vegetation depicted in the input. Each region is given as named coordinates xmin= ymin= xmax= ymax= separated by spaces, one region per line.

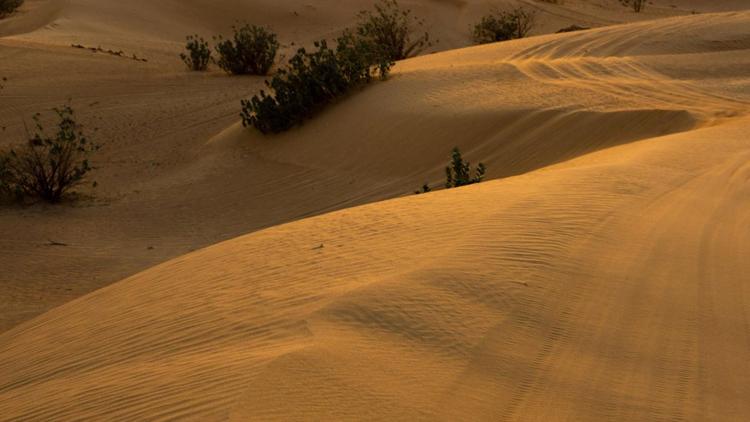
xmin=241 ymin=31 xmax=393 ymax=134
xmin=0 ymin=0 xmax=23 ymax=18
xmin=620 ymin=0 xmax=645 ymax=12
xmin=416 ymin=147 xmax=487 ymax=194
xmin=472 ymin=8 xmax=536 ymax=44
xmin=214 ymin=24 xmax=279 ymax=75
xmin=355 ymin=0 xmax=433 ymax=61
xmin=0 ymin=106 xmax=98 ymax=203
xmin=239 ymin=0 xmax=433 ymax=133
xmin=445 ymin=147 xmax=485 ymax=188
xmin=415 ymin=183 xmax=431 ymax=194
xmin=180 ymin=35 xmax=211 ymax=71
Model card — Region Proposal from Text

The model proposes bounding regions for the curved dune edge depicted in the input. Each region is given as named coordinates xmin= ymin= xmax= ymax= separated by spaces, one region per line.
xmin=1 ymin=7 xmax=750 ymax=421
xmin=1 ymin=115 xmax=749 ymax=420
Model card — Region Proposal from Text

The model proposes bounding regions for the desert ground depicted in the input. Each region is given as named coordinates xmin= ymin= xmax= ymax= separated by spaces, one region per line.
xmin=1 ymin=0 xmax=749 ymax=420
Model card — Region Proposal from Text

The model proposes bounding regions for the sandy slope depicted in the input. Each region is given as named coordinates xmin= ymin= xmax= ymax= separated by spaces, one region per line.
xmin=2 ymin=0 xmax=749 ymax=333
xmin=1 ymin=5 xmax=749 ymax=421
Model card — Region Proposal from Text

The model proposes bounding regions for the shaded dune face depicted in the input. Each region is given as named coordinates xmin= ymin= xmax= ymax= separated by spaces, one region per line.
xmin=1 ymin=2 xmax=750 ymax=421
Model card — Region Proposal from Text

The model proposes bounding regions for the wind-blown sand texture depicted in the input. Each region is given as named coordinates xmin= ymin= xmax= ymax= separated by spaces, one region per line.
xmin=1 ymin=0 xmax=750 ymax=420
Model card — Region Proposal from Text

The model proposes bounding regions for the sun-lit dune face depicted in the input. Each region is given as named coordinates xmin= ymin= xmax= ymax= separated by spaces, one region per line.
xmin=1 ymin=0 xmax=750 ymax=421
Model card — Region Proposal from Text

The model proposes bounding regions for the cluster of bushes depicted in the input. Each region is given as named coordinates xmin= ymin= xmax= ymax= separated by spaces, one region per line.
xmin=472 ymin=8 xmax=536 ymax=44
xmin=0 ymin=106 xmax=98 ymax=204
xmin=240 ymin=33 xmax=393 ymax=134
xmin=239 ymin=0 xmax=437 ymax=134
xmin=417 ymin=147 xmax=486 ymax=194
xmin=176 ymin=1 xmax=438 ymax=133
xmin=0 ymin=0 xmax=22 ymax=18
xmin=180 ymin=24 xmax=279 ymax=75
xmin=180 ymin=2 xmax=545 ymax=134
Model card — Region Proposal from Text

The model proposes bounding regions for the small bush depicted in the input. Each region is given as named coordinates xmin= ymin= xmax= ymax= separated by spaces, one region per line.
xmin=214 ymin=24 xmax=279 ymax=75
xmin=0 ymin=0 xmax=23 ymax=17
xmin=414 ymin=183 xmax=431 ymax=194
xmin=445 ymin=147 xmax=485 ymax=188
xmin=355 ymin=0 xmax=432 ymax=61
xmin=0 ymin=106 xmax=98 ymax=203
xmin=620 ymin=0 xmax=645 ymax=12
xmin=180 ymin=35 xmax=211 ymax=71
xmin=241 ymin=32 xmax=393 ymax=134
xmin=472 ymin=8 xmax=536 ymax=44
xmin=415 ymin=147 xmax=487 ymax=194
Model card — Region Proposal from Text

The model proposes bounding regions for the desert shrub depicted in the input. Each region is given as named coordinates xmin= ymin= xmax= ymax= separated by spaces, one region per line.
xmin=214 ymin=24 xmax=279 ymax=75
xmin=180 ymin=35 xmax=211 ymax=71
xmin=0 ymin=0 xmax=22 ymax=17
xmin=619 ymin=0 xmax=645 ymax=12
xmin=414 ymin=183 xmax=431 ymax=194
xmin=472 ymin=8 xmax=536 ymax=44
xmin=0 ymin=106 xmax=98 ymax=203
xmin=355 ymin=0 xmax=432 ymax=61
xmin=415 ymin=147 xmax=486 ymax=194
xmin=445 ymin=147 xmax=485 ymax=188
xmin=241 ymin=32 xmax=393 ymax=134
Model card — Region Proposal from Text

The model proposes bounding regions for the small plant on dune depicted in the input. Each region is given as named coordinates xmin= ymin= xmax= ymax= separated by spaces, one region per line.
xmin=214 ymin=24 xmax=279 ymax=75
xmin=445 ymin=147 xmax=486 ymax=188
xmin=416 ymin=147 xmax=487 ymax=194
xmin=472 ymin=8 xmax=536 ymax=44
xmin=414 ymin=183 xmax=431 ymax=194
xmin=180 ymin=35 xmax=211 ymax=71
xmin=619 ymin=0 xmax=645 ymax=12
xmin=0 ymin=105 xmax=99 ymax=203
xmin=0 ymin=0 xmax=23 ymax=18
xmin=241 ymin=31 xmax=393 ymax=134
xmin=355 ymin=0 xmax=433 ymax=61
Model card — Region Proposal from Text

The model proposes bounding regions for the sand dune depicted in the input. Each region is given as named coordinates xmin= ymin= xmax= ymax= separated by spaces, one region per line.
xmin=0 ymin=0 xmax=728 ymax=333
xmin=1 ymin=3 xmax=749 ymax=420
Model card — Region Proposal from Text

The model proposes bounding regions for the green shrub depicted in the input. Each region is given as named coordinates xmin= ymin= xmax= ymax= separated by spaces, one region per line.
xmin=214 ymin=24 xmax=279 ymax=75
xmin=180 ymin=35 xmax=211 ymax=71
xmin=241 ymin=31 xmax=393 ymax=134
xmin=414 ymin=183 xmax=431 ymax=194
xmin=0 ymin=106 xmax=98 ymax=203
xmin=415 ymin=147 xmax=487 ymax=194
xmin=472 ymin=8 xmax=536 ymax=44
xmin=0 ymin=0 xmax=23 ymax=17
xmin=445 ymin=147 xmax=485 ymax=188
xmin=355 ymin=0 xmax=432 ymax=61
